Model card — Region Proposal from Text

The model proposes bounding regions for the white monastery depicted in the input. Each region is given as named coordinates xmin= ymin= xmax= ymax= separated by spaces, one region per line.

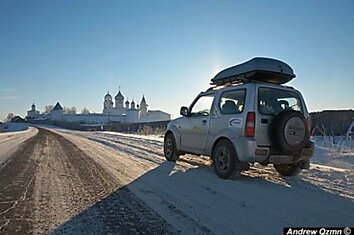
xmin=26 ymin=89 xmax=171 ymax=124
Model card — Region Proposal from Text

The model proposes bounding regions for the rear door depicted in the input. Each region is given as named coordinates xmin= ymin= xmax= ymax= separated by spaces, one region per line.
xmin=256 ymin=86 xmax=304 ymax=146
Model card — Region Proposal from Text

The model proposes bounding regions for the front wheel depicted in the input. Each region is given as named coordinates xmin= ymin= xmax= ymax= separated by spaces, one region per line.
xmin=274 ymin=163 xmax=301 ymax=176
xmin=212 ymin=140 xmax=239 ymax=179
xmin=164 ymin=133 xmax=180 ymax=162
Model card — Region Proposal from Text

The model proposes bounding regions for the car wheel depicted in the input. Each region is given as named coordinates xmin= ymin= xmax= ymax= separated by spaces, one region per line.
xmin=271 ymin=110 xmax=308 ymax=153
xmin=164 ymin=133 xmax=180 ymax=162
xmin=212 ymin=139 xmax=238 ymax=179
xmin=274 ymin=163 xmax=301 ymax=176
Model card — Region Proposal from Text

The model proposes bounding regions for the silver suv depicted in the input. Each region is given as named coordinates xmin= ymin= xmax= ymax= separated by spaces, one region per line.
xmin=164 ymin=57 xmax=314 ymax=179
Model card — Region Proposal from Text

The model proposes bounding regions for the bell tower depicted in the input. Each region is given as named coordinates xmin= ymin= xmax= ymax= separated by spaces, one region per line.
xmin=115 ymin=87 xmax=124 ymax=109
xmin=140 ymin=95 xmax=148 ymax=115
xmin=103 ymin=92 xmax=113 ymax=113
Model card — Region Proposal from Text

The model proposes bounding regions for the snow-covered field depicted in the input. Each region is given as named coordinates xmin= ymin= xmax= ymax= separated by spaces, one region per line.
xmin=0 ymin=123 xmax=28 ymax=132
xmin=1 ymin=127 xmax=353 ymax=234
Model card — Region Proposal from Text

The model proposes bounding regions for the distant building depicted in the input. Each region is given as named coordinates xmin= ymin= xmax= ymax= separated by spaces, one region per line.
xmin=26 ymin=89 xmax=171 ymax=124
xmin=102 ymin=89 xmax=170 ymax=123
xmin=11 ymin=116 xmax=25 ymax=123
xmin=26 ymin=103 xmax=40 ymax=118
xmin=50 ymin=102 xmax=64 ymax=121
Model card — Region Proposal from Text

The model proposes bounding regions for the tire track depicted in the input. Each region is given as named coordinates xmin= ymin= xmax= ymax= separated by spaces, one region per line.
xmin=0 ymin=130 xmax=44 ymax=234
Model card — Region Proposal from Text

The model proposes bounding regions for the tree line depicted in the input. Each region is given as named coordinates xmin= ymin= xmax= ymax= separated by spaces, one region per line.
xmin=43 ymin=105 xmax=90 ymax=115
xmin=4 ymin=106 xmax=91 ymax=123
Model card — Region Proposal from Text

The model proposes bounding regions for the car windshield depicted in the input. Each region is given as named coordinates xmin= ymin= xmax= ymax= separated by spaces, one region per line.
xmin=190 ymin=94 xmax=215 ymax=116
xmin=258 ymin=87 xmax=303 ymax=115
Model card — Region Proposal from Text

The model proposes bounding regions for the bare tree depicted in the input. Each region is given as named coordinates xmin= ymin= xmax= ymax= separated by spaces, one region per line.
xmin=81 ymin=108 xmax=90 ymax=114
xmin=43 ymin=105 xmax=54 ymax=114
xmin=6 ymin=113 xmax=14 ymax=122
xmin=64 ymin=106 xmax=76 ymax=114
xmin=63 ymin=107 xmax=70 ymax=114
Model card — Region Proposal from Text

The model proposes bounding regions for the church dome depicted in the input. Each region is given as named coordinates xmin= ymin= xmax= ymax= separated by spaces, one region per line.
xmin=115 ymin=90 xmax=124 ymax=99
xmin=105 ymin=92 xmax=112 ymax=99
xmin=130 ymin=99 xmax=136 ymax=109
xmin=125 ymin=100 xmax=130 ymax=105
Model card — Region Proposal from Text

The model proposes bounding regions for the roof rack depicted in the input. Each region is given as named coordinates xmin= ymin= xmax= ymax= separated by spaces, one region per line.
xmin=207 ymin=79 xmax=251 ymax=91
xmin=210 ymin=57 xmax=296 ymax=86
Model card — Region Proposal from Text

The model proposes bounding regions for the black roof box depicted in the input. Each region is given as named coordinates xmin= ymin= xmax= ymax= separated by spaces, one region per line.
xmin=211 ymin=57 xmax=295 ymax=86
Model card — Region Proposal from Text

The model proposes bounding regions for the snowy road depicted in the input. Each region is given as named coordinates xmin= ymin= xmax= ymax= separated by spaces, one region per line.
xmin=0 ymin=129 xmax=173 ymax=234
xmin=0 ymin=126 xmax=353 ymax=234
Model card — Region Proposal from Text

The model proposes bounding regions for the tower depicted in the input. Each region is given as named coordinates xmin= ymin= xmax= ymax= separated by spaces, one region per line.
xmin=103 ymin=92 xmax=113 ymax=113
xmin=50 ymin=102 xmax=63 ymax=121
xmin=130 ymin=100 xmax=136 ymax=109
xmin=140 ymin=95 xmax=148 ymax=115
xmin=26 ymin=102 xmax=39 ymax=119
xmin=125 ymin=99 xmax=130 ymax=109
xmin=115 ymin=89 xmax=124 ymax=109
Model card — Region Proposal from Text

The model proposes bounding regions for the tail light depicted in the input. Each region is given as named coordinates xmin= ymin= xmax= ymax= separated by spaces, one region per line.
xmin=306 ymin=118 xmax=312 ymax=137
xmin=245 ymin=112 xmax=255 ymax=137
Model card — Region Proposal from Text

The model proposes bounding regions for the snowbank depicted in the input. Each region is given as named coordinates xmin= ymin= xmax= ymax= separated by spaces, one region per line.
xmin=0 ymin=123 xmax=28 ymax=132
xmin=311 ymin=136 xmax=354 ymax=170
xmin=101 ymin=131 xmax=164 ymax=141
xmin=0 ymin=126 xmax=38 ymax=164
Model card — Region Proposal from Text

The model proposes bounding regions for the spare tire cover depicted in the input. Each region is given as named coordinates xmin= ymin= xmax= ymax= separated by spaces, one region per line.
xmin=271 ymin=110 xmax=308 ymax=153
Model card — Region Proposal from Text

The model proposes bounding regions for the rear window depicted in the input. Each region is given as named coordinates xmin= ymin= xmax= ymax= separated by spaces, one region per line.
xmin=258 ymin=87 xmax=303 ymax=115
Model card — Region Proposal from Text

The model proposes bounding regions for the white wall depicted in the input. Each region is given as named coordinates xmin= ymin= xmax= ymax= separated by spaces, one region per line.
xmin=62 ymin=114 xmax=126 ymax=124
xmin=27 ymin=105 xmax=170 ymax=124
xmin=138 ymin=110 xmax=171 ymax=123
xmin=50 ymin=110 xmax=63 ymax=121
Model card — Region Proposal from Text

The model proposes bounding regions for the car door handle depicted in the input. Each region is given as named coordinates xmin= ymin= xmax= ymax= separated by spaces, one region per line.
xmin=202 ymin=120 xmax=207 ymax=125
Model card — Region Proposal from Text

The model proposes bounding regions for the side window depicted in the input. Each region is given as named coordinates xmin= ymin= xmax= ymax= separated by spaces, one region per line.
xmin=190 ymin=94 xmax=215 ymax=116
xmin=219 ymin=89 xmax=246 ymax=114
xmin=278 ymin=98 xmax=301 ymax=111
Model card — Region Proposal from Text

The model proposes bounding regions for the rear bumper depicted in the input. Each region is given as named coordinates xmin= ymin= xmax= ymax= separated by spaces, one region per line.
xmin=267 ymin=140 xmax=314 ymax=164
xmin=231 ymin=138 xmax=314 ymax=164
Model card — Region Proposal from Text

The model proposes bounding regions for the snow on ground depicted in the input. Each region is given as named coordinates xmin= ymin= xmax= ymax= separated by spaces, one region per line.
xmin=102 ymin=131 xmax=164 ymax=142
xmin=0 ymin=126 xmax=38 ymax=165
xmin=0 ymin=123 xmax=28 ymax=132
xmin=44 ymin=127 xmax=354 ymax=234
xmin=311 ymin=136 xmax=354 ymax=168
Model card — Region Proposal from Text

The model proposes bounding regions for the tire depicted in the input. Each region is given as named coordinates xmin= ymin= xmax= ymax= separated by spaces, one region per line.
xmin=271 ymin=110 xmax=309 ymax=153
xmin=274 ymin=163 xmax=301 ymax=176
xmin=164 ymin=133 xmax=180 ymax=162
xmin=212 ymin=139 xmax=239 ymax=179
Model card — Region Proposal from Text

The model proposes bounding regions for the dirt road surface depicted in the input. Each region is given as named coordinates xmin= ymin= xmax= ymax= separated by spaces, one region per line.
xmin=0 ymin=129 xmax=174 ymax=234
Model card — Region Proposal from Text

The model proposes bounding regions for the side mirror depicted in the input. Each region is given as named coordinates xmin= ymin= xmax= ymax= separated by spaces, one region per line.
xmin=180 ymin=106 xmax=190 ymax=117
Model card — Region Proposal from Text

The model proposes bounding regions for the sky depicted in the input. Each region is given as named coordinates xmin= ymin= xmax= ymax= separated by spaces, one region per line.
xmin=0 ymin=0 xmax=353 ymax=121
